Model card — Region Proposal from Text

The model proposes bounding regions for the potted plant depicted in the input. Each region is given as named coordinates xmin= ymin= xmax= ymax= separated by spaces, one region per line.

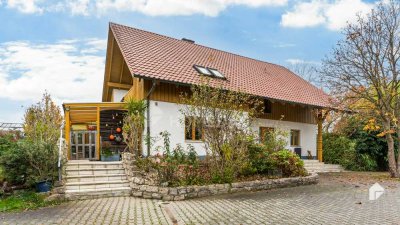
xmin=101 ymin=142 xmax=120 ymax=161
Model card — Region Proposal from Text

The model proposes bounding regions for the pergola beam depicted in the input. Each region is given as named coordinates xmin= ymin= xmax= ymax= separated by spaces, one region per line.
xmin=107 ymin=82 xmax=132 ymax=90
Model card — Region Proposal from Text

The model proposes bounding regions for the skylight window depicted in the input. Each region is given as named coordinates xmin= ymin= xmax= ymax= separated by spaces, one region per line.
xmin=193 ymin=65 xmax=225 ymax=79
xmin=194 ymin=65 xmax=212 ymax=76
xmin=209 ymin=68 xmax=224 ymax=78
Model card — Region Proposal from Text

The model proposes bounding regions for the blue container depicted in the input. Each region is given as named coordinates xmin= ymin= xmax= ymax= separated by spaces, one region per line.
xmin=101 ymin=153 xmax=120 ymax=161
xmin=36 ymin=181 xmax=51 ymax=193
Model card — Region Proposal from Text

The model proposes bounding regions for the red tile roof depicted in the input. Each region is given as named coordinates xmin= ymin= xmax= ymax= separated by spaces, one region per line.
xmin=110 ymin=22 xmax=331 ymax=108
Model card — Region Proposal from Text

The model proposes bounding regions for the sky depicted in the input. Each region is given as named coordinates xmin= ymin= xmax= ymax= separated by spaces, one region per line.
xmin=0 ymin=0 xmax=381 ymax=123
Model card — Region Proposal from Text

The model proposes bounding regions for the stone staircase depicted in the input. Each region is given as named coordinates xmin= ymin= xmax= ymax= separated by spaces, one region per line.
xmin=303 ymin=160 xmax=344 ymax=173
xmin=65 ymin=160 xmax=131 ymax=200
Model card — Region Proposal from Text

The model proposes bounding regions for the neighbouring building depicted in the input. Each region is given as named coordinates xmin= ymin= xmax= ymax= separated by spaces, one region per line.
xmin=63 ymin=22 xmax=331 ymax=162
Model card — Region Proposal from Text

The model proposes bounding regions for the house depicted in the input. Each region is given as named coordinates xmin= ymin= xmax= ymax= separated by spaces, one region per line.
xmin=63 ymin=22 xmax=331 ymax=162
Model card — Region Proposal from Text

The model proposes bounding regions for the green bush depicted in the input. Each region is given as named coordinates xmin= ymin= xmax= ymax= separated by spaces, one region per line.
xmin=245 ymin=143 xmax=273 ymax=175
xmin=340 ymin=116 xmax=389 ymax=171
xmin=0 ymin=137 xmax=29 ymax=185
xmin=137 ymin=132 xmax=204 ymax=187
xmin=269 ymin=150 xmax=307 ymax=177
xmin=323 ymin=133 xmax=378 ymax=171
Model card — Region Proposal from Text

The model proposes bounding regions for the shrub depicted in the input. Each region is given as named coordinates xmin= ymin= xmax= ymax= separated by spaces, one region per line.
xmin=245 ymin=143 xmax=273 ymax=175
xmin=323 ymin=132 xmax=378 ymax=171
xmin=123 ymin=99 xmax=146 ymax=155
xmin=0 ymin=137 xmax=29 ymax=185
xmin=179 ymin=80 xmax=263 ymax=185
xmin=137 ymin=132 xmax=204 ymax=186
xmin=268 ymin=150 xmax=307 ymax=177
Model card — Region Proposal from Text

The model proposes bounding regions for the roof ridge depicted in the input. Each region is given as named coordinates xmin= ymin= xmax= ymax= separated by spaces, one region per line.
xmin=109 ymin=22 xmax=288 ymax=70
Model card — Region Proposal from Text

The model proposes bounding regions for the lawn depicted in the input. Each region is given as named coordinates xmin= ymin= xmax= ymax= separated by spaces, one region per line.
xmin=0 ymin=190 xmax=62 ymax=213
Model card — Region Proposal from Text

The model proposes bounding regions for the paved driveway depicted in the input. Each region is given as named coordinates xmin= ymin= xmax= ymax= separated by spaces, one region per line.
xmin=1 ymin=173 xmax=400 ymax=225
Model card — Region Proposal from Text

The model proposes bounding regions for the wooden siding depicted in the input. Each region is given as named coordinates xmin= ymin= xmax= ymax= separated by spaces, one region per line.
xmin=145 ymin=81 xmax=190 ymax=103
xmin=258 ymin=102 xmax=315 ymax=124
xmin=125 ymin=77 xmax=145 ymax=101
xmin=126 ymin=80 xmax=315 ymax=124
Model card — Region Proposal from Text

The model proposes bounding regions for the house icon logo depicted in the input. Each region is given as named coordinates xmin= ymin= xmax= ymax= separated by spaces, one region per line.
xmin=369 ymin=183 xmax=384 ymax=201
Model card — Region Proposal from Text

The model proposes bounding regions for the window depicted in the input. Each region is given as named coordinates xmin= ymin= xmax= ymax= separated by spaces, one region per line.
xmin=193 ymin=65 xmax=212 ymax=76
xmin=185 ymin=117 xmax=203 ymax=141
xmin=193 ymin=65 xmax=225 ymax=79
xmin=208 ymin=68 xmax=225 ymax=78
xmin=263 ymin=99 xmax=272 ymax=114
xmin=290 ymin=130 xmax=300 ymax=146
xmin=259 ymin=127 xmax=275 ymax=143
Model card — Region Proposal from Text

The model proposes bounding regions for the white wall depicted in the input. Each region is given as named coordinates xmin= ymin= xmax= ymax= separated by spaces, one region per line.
xmin=144 ymin=100 xmax=316 ymax=158
xmin=251 ymin=118 xmax=317 ymax=158
xmin=112 ymin=89 xmax=128 ymax=102
xmin=144 ymin=100 xmax=206 ymax=156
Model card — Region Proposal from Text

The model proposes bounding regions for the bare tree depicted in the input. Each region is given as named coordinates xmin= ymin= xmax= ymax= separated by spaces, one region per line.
xmin=321 ymin=1 xmax=400 ymax=177
xmin=287 ymin=62 xmax=321 ymax=88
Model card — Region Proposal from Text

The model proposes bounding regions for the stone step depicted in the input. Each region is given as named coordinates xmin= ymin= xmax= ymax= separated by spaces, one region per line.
xmin=65 ymin=180 xmax=130 ymax=191
xmin=65 ymin=187 xmax=131 ymax=200
xmin=66 ymin=168 xmax=125 ymax=176
xmin=66 ymin=174 xmax=128 ymax=183
xmin=304 ymin=165 xmax=343 ymax=169
xmin=66 ymin=162 xmax=123 ymax=170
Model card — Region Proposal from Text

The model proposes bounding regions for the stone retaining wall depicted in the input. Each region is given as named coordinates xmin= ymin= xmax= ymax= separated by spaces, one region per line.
xmin=122 ymin=153 xmax=319 ymax=201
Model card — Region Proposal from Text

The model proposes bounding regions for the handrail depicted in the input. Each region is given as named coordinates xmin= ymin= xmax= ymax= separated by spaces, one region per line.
xmin=58 ymin=120 xmax=65 ymax=182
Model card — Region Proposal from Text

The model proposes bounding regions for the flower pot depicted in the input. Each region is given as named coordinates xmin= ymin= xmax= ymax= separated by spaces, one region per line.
xmin=35 ymin=180 xmax=51 ymax=193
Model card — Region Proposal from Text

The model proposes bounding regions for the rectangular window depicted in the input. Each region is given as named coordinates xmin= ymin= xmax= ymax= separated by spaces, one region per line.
xmin=290 ymin=130 xmax=300 ymax=146
xmin=185 ymin=117 xmax=203 ymax=141
xmin=263 ymin=99 xmax=272 ymax=114
xmin=259 ymin=127 xmax=275 ymax=143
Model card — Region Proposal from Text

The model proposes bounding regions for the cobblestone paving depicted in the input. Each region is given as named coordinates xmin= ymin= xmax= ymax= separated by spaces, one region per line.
xmin=1 ymin=174 xmax=400 ymax=225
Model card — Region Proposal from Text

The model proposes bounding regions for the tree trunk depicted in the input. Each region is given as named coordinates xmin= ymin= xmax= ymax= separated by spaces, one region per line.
xmin=397 ymin=129 xmax=400 ymax=170
xmin=384 ymin=120 xmax=399 ymax=177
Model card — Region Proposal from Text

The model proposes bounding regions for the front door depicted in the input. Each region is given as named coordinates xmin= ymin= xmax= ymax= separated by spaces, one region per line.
xmin=70 ymin=131 xmax=97 ymax=160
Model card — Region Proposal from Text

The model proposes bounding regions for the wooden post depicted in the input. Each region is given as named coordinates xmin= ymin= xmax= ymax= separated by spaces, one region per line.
xmin=317 ymin=115 xmax=323 ymax=162
xmin=96 ymin=106 xmax=101 ymax=160
xmin=313 ymin=108 xmax=329 ymax=162
xmin=65 ymin=108 xmax=71 ymax=160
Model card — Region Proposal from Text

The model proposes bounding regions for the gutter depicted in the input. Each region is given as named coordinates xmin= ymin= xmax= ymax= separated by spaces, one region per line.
xmin=145 ymin=80 xmax=157 ymax=157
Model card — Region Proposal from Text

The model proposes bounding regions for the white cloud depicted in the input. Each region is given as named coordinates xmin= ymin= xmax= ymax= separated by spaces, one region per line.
xmin=281 ymin=0 xmax=374 ymax=30
xmin=286 ymin=58 xmax=318 ymax=65
xmin=2 ymin=0 xmax=287 ymax=16
xmin=273 ymin=43 xmax=296 ymax=48
xmin=6 ymin=0 xmax=43 ymax=14
xmin=95 ymin=0 xmax=288 ymax=17
xmin=0 ymin=39 xmax=106 ymax=105
xmin=67 ymin=0 xmax=90 ymax=16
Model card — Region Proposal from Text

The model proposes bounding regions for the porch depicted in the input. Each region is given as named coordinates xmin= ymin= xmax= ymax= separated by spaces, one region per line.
xmin=63 ymin=102 xmax=127 ymax=161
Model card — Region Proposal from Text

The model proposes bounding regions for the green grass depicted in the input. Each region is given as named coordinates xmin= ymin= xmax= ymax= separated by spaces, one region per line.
xmin=0 ymin=190 xmax=62 ymax=212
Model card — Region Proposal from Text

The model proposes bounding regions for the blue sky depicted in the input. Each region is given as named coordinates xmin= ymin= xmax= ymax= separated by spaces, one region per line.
xmin=0 ymin=0 xmax=379 ymax=123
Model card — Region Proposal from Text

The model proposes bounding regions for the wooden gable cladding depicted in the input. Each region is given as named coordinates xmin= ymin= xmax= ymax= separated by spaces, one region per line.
xmin=125 ymin=76 xmax=145 ymax=101
xmin=258 ymin=102 xmax=316 ymax=124
xmin=132 ymin=80 xmax=316 ymax=124
xmin=144 ymin=80 xmax=190 ymax=103
xmin=102 ymin=29 xmax=133 ymax=102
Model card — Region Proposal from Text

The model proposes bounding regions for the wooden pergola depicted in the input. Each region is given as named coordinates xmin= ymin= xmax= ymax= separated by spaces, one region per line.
xmin=63 ymin=102 xmax=126 ymax=160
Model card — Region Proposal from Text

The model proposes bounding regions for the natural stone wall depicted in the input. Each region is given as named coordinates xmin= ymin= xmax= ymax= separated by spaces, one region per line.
xmin=122 ymin=153 xmax=319 ymax=201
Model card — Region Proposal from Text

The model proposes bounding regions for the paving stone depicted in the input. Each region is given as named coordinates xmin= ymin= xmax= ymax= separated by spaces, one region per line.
xmin=1 ymin=179 xmax=400 ymax=224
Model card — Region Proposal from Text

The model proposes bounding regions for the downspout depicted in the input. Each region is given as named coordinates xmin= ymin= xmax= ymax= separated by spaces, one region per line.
xmin=145 ymin=80 xmax=157 ymax=157
xmin=58 ymin=121 xmax=65 ymax=182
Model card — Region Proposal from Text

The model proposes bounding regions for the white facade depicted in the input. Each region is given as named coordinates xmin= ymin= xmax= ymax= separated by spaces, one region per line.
xmin=251 ymin=118 xmax=317 ymax=158
xmin=112 ymin=89 xmax=128 ymax=102
xmin=144 ymin=100 xmax=317 ymax=158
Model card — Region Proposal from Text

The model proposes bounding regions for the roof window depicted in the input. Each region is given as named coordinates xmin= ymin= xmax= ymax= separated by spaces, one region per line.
xmin=193 ymin=65 xmax=225 ymax=79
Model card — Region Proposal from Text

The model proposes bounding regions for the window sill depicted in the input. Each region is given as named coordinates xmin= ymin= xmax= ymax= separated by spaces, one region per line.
xmin=185 ymin=140 xmax=204 ymax=143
